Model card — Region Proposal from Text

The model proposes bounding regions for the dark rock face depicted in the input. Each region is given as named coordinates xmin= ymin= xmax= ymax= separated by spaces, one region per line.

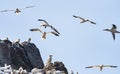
xmin=0 ymin=39 xmax=44 ymax=71
xmin=10 ymin=42 xmax=33 ymax=71
xmin=21 ymin=42 xmax=44 ymax=69
xmin=54 ymin=61 xmax=68 ymax=74
xmin=0 ymin=41 xmax=11 ymax=66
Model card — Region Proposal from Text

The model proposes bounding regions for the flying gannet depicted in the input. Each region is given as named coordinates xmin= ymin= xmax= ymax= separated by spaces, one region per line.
xmin=0 ymin=6 xmax=35 ymax=14
xmin=38 ymin=19 xmax=60 ymax=34
xmin=85 ymin=64 xmax=117 ymax=71
xmin=103 ymin=24 xmax=120 ymax=40
xmin=30 ymin=28 xmax=59 ymax=40
xmin=73 ymin=15 xmax=96 ymax=24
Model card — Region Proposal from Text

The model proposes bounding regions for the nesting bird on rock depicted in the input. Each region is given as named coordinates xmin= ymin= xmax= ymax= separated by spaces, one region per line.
xmin=44 ymin=55 xmax=56 ymax=71
xmin=73 ymin=15 xmax=96 ymax=24
xmin=27 ymin=38 xmax=31 ymax=43
xmin=0 ymin=6 xmax=35 ymax=14
xmin=85 ymin=64 xmax=117 ymax=71
xmin=12 ymin=67 xmax=28 ymax=74
xmin=0 ymin=64 xmax=12 ymax=74
xmin=103 ymin=24 xmax=120 ymax=40
xmin=45 ymin=55 xmax=53 ymax=67
xmin=13 ymin=39 xmax=20 ymax=43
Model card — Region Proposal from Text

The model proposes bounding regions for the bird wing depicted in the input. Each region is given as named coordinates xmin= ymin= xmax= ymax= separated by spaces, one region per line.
xmin=86 ymin=65 xmax=101 ymax=68
xmin=18 ymin=6 xmax=35 ymax=10
xmin=85 ymin=66 xmax=94 ymax=68
xmin=110 ymin=66 xmax=118 ymax=68
xmin=25 ymin=6 xmax=35 ymax=8
xmin=51 ymin=32 xmax=59 ymax=36
xmin=30 ymin=28 xmax=43 ymax=33
xmin=50 ymin=26 xmax=60 ymax=34
xmin=111 ymin=32 xmax=115 ymax=40
xmin=38 ymin=19 xmax=49 ymax=25
xmin=0 ymin=9 xmax=14 ymax=12
xmin=103 ymin=65 xmax=117 ymax=68
xmin=73 ymin=15 xmax=85 ymax=20
xmin=112 ymin=24 xmax=117 ymax=29
xmin=88 ymin=20 xmax=96 ymax=24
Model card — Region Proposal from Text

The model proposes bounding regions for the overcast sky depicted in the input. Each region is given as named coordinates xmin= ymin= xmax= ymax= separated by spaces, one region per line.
xmin=0 ymin=0 xmax=120 ymax=74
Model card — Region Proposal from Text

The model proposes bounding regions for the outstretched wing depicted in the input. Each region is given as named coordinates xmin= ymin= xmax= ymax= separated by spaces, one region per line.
xmin=85 ymin=65 xmax=100 ymax=68
xmin=30 ymin=28 xmax=43 ymax=33
xmin=26 ymin=6 xmax=35 ymax=8
xmin=51 ymin=26 xmax=60 ymax=34
xmin=110 ymin=66 xmax=118 ymax=68
xmin=51 ymin=31 xmax=59 ymax=36
xmin=38 ymin=19 xmax=49 ymax=25
xmin=19 ymin=6 xmax=35 ymax=10
xmin=0 ymin=9 xmax=14 ymax=12
xmin=103 ymin=65 xmax=117 ymax=68
xmin=88 ymin=20 xmax=96 ymax=24
xmin=111 ymin=32 xmax=115 ymax=40
xmin=73 ymin=15 xmax=85 ymax=20
xmin=85 ymin=66 xmax=94 ymax=68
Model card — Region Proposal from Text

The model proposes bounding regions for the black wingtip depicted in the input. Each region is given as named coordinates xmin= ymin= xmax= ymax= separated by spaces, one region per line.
xmin=38 ymin=19 xmax=40 ymax=21
xmin=73 ymin=15 xmax=76 ymax=18
xmin=29 ymin=29 xmax=35 ymax=31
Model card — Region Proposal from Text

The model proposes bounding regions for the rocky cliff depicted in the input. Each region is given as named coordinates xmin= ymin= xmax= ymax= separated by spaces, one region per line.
xmin=0 ymin=39 xmax=44 ymax=71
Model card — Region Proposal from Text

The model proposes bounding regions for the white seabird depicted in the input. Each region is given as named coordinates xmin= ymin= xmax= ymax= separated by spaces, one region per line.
xmin=45 ymin=55 xmax=53 ymax=67
xmin=73 ymin=15 xmax=96 ymax=24
xmin=85 ymin=64 xmax=117 ymax=71
xmin=0 ymin=6 xmax=35 ymax=14
xmin=103 ymin=24 xmax=120 ymax=40
xmin=38 ymin=19 xmax=60 ymax=34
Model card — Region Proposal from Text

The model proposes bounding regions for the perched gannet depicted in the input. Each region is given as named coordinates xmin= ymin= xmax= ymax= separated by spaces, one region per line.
xmin=73 ymin=15 xmax=96 ymax=24
xmin=13 ymin=39 xmax=20 ymax=43
xmin=0 ymin=64 xmax=12 ymax=74
xmin=18 ymin=67 xmax=24 ymax=73
xmin=45 ymin=55 xmax=53 ymax=67
xmin=38 ymin=19 xmax=60 ymax=34
xmin=27 ymin=38 xmax=31 ymax=43
xmin=85 ymin=64 xmax=117 ymax=71
xmin=41 ymin=31 xmax=59 ymax=40
xmin=103 ymin=24 xmax=120 ymax=40
xmin=0 ymin=6 xmax=35 ymax=14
